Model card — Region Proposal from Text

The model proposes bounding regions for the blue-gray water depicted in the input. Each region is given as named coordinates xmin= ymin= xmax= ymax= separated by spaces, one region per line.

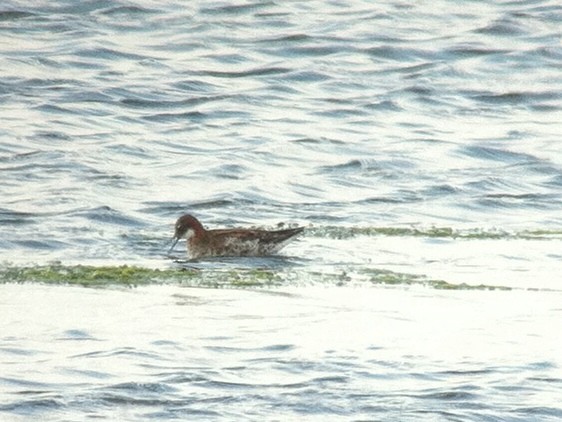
xmin=1 ymin=1 xmax=561 ymax=420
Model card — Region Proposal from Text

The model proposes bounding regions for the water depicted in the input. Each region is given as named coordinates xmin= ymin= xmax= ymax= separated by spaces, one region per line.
xmin=2 ymin=284 xmax=562 ymax=421
xmin=1 ymin=0 xmax=561 ymax=420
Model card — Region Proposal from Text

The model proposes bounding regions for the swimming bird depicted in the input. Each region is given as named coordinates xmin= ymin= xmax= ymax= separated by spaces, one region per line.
xmin=168 ymin=214 xmax=304 ymax=260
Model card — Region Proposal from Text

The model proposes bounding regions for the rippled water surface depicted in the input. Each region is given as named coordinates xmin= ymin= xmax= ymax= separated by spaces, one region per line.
xmin=1 ymin=0 xmax=561 ymax=420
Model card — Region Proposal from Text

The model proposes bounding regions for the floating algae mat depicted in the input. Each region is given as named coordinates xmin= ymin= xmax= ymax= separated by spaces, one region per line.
xmin=361 ymin=268 xmax=512 ymax=291
xmin=0 ymin=265 xmax=191 ymax=287
xmin=0 ymin=263 xmax=516 ymax=291
xmin=307 ymin=226 xmax=562 ymax=240
xmin=0 ymin=264 xmax=285 ymax=288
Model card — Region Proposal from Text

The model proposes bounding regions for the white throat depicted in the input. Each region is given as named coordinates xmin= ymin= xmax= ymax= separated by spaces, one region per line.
xmin=184 ymin=228 xmax=195 ymax=241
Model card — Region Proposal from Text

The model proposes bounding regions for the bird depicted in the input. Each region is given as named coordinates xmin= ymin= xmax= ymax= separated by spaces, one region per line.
xmin=168 ymin=214 xmax=304 ymax=260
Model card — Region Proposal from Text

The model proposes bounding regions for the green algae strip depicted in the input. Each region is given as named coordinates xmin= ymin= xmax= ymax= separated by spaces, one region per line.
xmin=0 ymin=264 xmax=283 ymax=288
xmin=306 ymin=226 xmax=562 ymax=240
xmin=362 ymin=268 xmax=512 ymax=291
xmin=0 ymin=264 xmax=513 ymax=291
xmin=0 ymin=265 xmax=194 ymax=287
